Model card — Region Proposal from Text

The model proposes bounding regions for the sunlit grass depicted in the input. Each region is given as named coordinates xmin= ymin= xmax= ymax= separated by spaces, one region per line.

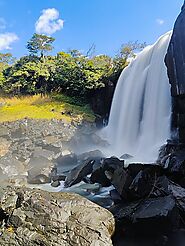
xmin=0 ymin=95 xmax=95 ymax=123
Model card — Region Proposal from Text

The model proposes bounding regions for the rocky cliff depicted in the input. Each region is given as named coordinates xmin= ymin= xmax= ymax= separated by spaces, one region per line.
xmin=165 ymin=1 xmax=185 ymax=143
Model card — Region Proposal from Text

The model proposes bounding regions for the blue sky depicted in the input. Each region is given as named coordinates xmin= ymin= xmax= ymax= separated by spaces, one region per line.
xmin=0 ymin=0 xmax=183 ymax=58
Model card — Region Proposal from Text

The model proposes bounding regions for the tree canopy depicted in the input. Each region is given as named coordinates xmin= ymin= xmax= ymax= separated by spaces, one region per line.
xmin=0 ymin=34 xmax=146 ymax=102
xmin=26 ymin=33 xmax=55 ymax=57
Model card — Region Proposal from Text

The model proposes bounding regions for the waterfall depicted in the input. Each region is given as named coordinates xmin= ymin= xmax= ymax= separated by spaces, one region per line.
xmin=103 ymin=31 xmax=172 ymax=163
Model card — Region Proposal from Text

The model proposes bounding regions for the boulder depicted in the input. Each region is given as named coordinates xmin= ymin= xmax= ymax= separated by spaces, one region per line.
xmin=90 ymin=157 xmax=124 ymax=187
xmin=65 ymin=159 xmax=95 ymax=187
xmin=111 ymin=163 xmax=164 ymax=200
xmin=111 ymin=195 xmax=179 ymax=236
xmin=0 ymin=187 xmax=115 ymax=246
xmin=90 ymin=167 xmax=111 ymax=187
xmin=27 ymin=157 xmax=53 ymax=184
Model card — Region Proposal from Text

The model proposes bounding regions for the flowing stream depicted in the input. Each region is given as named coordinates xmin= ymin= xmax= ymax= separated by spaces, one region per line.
xmin=103 ymin=31 xmax=172 ymax=163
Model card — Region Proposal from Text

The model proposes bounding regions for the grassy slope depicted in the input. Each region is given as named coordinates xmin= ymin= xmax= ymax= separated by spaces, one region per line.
xmin=0 ymin=95 xmax=95 ymax=123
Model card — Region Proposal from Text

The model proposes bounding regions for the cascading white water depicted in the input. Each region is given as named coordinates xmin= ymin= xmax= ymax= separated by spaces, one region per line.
xmin=103 ymin=31 xmax=172 ymax=163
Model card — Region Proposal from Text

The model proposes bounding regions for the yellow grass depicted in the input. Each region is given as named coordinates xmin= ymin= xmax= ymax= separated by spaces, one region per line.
xmin=0 ymin=95 xmax=95 ymax=123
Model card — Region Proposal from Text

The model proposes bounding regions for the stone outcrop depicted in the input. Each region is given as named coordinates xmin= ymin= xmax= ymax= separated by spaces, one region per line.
xmin=165 ymin=1 xmax=185 ymax=143
xmin=91 ymin=81 xmax=115 ymax=127
xmin=0 ymin=187 xmax=115 ymax=246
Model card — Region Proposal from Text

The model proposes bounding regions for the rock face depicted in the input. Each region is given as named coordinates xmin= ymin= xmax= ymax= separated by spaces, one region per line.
xmin=165 ymin=2 xmax=185 ymax=143
xmin=91 ymin=81 xmax=115 ymax=127
xmin=0 ymin=187 xmax=115 ymax=246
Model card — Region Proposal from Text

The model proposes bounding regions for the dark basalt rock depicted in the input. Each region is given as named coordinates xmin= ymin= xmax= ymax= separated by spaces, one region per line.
xmin=111 ymin=163 xmax=164 ymax=201
xmin=90 ymin=157 xmax=124 ymax=187
xmin=165 ymin=2 xmax=185 ymax=97
xmin=103 ymin=157 xmax=124 ymax=172
xmin=64 ymin=159 xmax=95 ymax=187
xmin=165 ymin=2 xmax=185 ymax=143
xmin=111 ymin=195 xmax=179 ymax=237
xmin=91 ymin=80 xmax=115 ymax=126
xmin=90 ymin=167 xmax=111 ymax=187
xmin=158 ymin=142 xmax=185 ymax=187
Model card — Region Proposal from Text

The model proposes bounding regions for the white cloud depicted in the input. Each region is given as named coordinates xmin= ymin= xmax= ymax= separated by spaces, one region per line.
xmin=156 ymin=18 xmax=165 ymax=25
xmin=0 ymin=33 xmax=19 ymax=50
xmin=0 ymin=18 xmax=6 ymax=30
xmin=35 ymin=8 xmax=64 ymax=35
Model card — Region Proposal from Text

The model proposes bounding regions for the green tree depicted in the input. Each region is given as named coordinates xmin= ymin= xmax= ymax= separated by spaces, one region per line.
xmin=120 ymin=41 xmax=147 ymax=59
xmin=27 ymin=33 xmax=55 ymax=57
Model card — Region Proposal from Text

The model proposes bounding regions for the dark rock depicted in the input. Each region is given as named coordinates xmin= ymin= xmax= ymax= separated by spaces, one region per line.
xmin=111 ymin=167 xmax=132 ymax=200
xmin=90 ymin=167 xmax=111 ymax=187
xmin=51 ymin=168 xmax=66 ymax=182
xmin=133 ymin=195 xmax=176 ymax=221
xmin=111 ymin=196 xmax=179 ymax=236
xmin=167 ymin=150 xmax=185 ymax=175
xmin=111 ymin=163 xmax=163 ymax=200
xmin=90 ymin=157 xmax=124 ymax=187
xmin=91 ymin=80 xmax=115 ymax=120
xmin=169 ymin=183 xmax=185 ymax=217
xmin=120 ymin=154 xmax=133 ymax=160
xmin=103 ymin=157 xmax=124 ymax=172
xmin=109 ymin=189 xmax=122 ymax=204
xmin=165 ymin=2 xmax=185 ymax=97
xmin=51 ymin=180 xmax=60 ymax=187
xmin=128 ymin=170 xmax=153 ymax=199
xmin=165 ymin=2 xmax=185 ymax=143
xmin=65 ymin=159 xmax=95 ymax=187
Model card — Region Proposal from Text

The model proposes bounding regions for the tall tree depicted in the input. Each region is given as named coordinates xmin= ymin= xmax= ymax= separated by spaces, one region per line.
xmin=27 ymin=33 xmax=55 ymax=57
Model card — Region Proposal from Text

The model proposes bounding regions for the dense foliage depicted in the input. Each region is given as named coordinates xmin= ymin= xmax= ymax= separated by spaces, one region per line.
xmin=0 ymin=33 xmax=146 ymax=103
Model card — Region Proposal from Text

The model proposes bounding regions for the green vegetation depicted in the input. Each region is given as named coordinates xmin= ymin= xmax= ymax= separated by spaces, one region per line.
xmin=0 ymin=95 xmax=95 ymax=122
xmin=0 ymin=33 xmax=146 ymax=122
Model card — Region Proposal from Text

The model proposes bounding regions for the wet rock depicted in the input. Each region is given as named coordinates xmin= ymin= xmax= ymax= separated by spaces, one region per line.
xmin=169 ymin=182 xmax=185 ymax=215
xmin=111 ymin=166 xmax=132 ymax=200
xmin=120 ymin=154 xmax=133 ymax=160
xmin=65 ymin=159 xmax=95 ymax=187
xmin=110 ymin=189 xmax=122 ymax=204
xmin=0 ymin=187 xmax=115 ymax=246
xmin=51 ymin=180 xmax=60 ymax=187
xmin=103 ymin=157 xmax=124 ymax=172
xmin=90 ymin=157 xmax=124 ymax=187
xmin=111 ymin=163 xmax=164 ymax=200
xmin=27 ymin=157 xmax=53 ymax=184
xmin=90 ymin=167 xmax=111 ymax=187
xmin=111 ymin=195 xmax=179 ymax=236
